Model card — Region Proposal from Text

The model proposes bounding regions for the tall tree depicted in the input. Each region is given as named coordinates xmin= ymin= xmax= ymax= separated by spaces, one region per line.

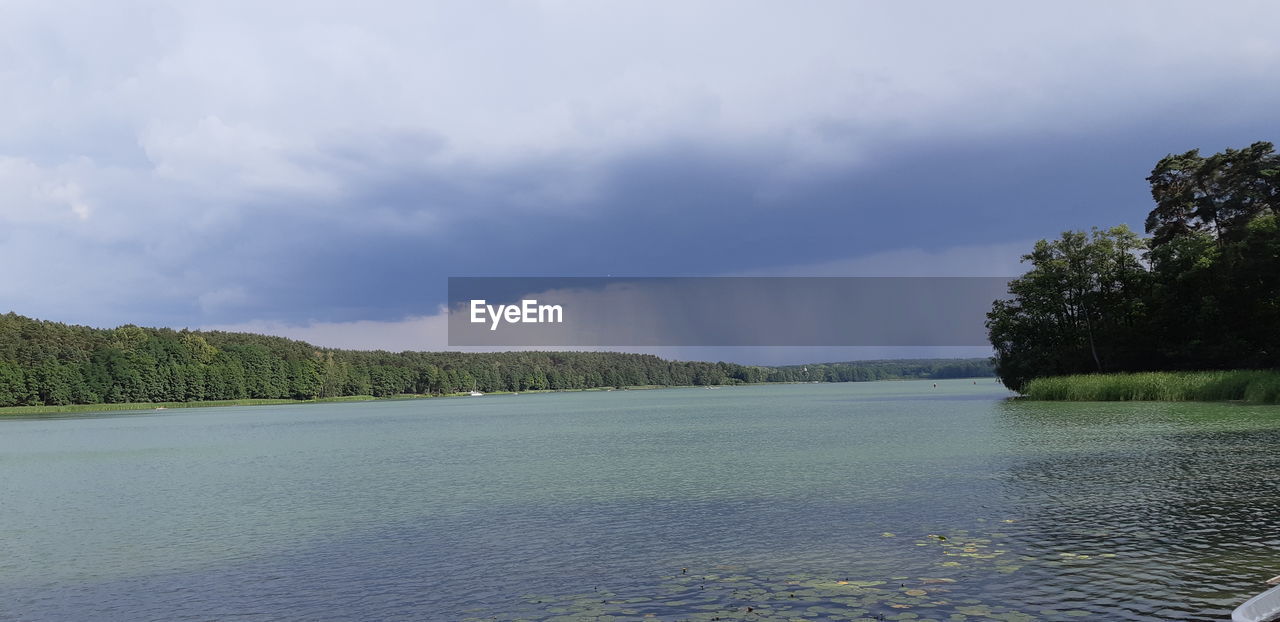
xmin=993 ymin=141 xmax=1280 ymax=390
xmin=987 ymin=226 xmax=1149 ymax=391
xmin=1146 ymin=141 xmax=1279 ymax=247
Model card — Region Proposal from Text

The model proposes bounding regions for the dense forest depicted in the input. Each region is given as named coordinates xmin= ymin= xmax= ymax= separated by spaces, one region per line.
xmin=0 ymin=313 xmax=993 ymax=408
xmin=766 ymin=359 xmax=994 ymax=382
xmin=988 ymin=141 xmax=1280 ymax=391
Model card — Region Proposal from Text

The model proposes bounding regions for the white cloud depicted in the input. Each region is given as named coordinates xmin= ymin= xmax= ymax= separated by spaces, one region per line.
xmin=139 ymin=116 xmax=334 ymax=196
xmin=4 ymin=1 xmax=1279 ymax=177
xmin=0 ymin=157 xmax=96 ymax=224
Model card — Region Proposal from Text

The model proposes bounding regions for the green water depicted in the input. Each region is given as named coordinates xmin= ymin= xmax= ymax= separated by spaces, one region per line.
xmin=1 ymin=379 xmax=1277 ymax=620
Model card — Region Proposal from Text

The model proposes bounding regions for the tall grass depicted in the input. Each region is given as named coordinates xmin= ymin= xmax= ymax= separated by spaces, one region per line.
xmin=1023 ymin=370 xmax=1280 ymax=404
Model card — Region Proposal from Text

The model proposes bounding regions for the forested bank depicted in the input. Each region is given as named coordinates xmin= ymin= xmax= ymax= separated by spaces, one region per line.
xmin=0 ymin=312 xmax=992 ymax=408
xmin=988 ymin=141 xmax=1280 ymax=393
xmin=766 ymin=359 xmax=993 ymax=382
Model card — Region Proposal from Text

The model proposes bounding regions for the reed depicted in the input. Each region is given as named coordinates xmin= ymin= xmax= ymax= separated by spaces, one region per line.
xmin=1023 ymin=370 xmax=1280 ymax=403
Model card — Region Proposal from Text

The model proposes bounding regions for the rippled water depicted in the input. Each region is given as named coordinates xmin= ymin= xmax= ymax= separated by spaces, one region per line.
xmin=1 ymin=380 xmax=1278 ymax=621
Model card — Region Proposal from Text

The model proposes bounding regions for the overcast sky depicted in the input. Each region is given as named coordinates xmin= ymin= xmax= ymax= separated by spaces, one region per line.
xmin=3 ymin=1 xmax=1278 ymax=363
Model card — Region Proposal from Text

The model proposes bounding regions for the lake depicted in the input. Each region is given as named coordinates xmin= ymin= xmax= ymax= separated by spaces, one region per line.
xmin=1 ymin=379 xmax=1277 ymax=621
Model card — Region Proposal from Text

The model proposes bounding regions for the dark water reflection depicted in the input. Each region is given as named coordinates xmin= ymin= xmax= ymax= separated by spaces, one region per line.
xmin=989 ymin=401 xmax=1280 ymax=620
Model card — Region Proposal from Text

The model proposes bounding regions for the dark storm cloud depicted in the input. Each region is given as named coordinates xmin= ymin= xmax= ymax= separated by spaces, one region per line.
xmin=194 ymin=117 xmax=1275 ymax=327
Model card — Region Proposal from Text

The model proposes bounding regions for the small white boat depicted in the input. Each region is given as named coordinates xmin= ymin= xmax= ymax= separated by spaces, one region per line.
xmin=468 ymin=391 xmax=483 ymax=397
xmin=1234 ymin=584 xmax=1280 ymax=622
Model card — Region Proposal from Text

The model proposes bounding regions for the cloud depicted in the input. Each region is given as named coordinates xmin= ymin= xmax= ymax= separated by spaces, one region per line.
xmin=0 ymin=157 xmax=95 ymax=224
xmin=201 ymin=237 xmax=1024 ymax=362
xmin=7 ymin=1 xmax=1279 ymax=170
xmin=1 ymin=1 xmax=1279 ymax=332
xmin=205 ymin=312 xmax=450 ymax=352
xmin=197 ymin=285 xmax=251 ymax=314
xmin=745 ymin=240 xmax=1033 ymax=277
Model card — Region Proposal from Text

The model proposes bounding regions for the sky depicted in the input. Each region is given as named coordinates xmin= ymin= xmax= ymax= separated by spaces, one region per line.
xmin=2 ymin=1 xmax=1279 ymax=364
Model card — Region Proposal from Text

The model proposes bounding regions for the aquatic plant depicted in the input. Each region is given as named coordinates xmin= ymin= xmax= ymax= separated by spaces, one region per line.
xmin=1023 ymin=370 xmax=1280 ymax=404
xmin=456 ymin=527 xmax=1099 ymax=621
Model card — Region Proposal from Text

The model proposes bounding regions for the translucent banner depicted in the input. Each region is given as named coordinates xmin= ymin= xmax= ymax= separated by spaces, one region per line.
xmin=448 ymin=277 xmax=1012 ymax=346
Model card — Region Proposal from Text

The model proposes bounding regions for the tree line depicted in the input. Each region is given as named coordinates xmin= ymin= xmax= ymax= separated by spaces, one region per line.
xmin=988 ymin=141 xmax=1280 ymax=391
xmin=0 ymin=312 xmax=993 ymax=407
xmin=765 ymin=359 xmax=994 ymax=383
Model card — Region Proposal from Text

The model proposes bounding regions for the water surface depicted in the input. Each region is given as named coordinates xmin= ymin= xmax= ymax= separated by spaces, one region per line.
xmin=2 ymin=380 xmax=1277 ymax=620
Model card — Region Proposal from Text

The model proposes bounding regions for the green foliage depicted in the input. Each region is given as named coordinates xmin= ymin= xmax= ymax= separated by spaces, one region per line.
xmin=0 ymin=361 xmax=30 ymax=406
xmin=1146 ymin=141 xmax=1279 ymax=246
xmin=0 ymin=312 xmax=995 ymax=408
xmin=765 ymin=359 xmax=994 ymax=382
xmin=987 ymin=226 xmax=1149 ymax=391
xmin=991 ymin=141 xmax=1280 ymax=393
xmin=1024 ymin=370 xmax=1280 ymax=404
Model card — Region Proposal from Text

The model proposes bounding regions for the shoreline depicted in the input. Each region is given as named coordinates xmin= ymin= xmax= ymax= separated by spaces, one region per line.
xmin=0 ymin=378 xmax=998 ymax=417
xmin=0 ymin=384 xmax=718 ymax=417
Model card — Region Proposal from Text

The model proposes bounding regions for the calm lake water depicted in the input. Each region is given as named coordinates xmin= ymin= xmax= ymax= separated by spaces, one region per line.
xmin=2 ymin=379 xmax=1278 ymax=621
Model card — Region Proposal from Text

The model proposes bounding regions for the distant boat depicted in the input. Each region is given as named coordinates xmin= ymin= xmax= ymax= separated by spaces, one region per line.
xmin=469 ymin=390 xmax=483 ymax=397
xmin=1234 ymin=583 xmax=1280 ymax=622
